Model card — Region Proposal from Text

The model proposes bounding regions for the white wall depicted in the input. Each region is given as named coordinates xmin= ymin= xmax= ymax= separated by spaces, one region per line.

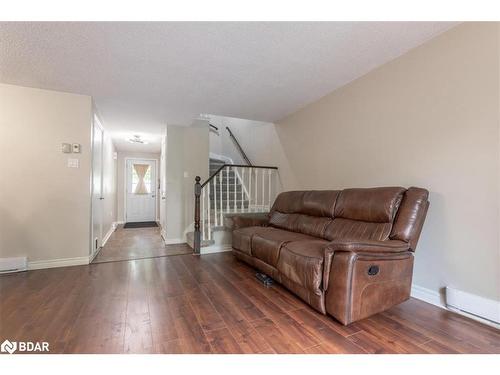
xmin=116 ymin=150 xmax=160 ymax=222
xmin=165 ymin=123 xmax=209 ymax=242
xmin=0 ymin=84 xmax=93 ymax=263
xmin=276 ymin=23 xmax=500 ymax=302
xmin=209 ymin=115 xmax=297 ymax=189
xmin=102 ymin=131 xmax=117 ymax=237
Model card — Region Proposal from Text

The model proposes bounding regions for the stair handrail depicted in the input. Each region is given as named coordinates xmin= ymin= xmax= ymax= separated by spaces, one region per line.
xmin=202 ymin=164 xmax=278 ymax=188
xmin=193 ymin=164 xmax=278 ymax=254
xmin=226 ymin=126 xmax=252 ymax=166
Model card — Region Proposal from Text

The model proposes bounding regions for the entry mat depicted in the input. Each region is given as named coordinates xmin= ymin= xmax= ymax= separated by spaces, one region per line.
xmin=123 ymin=221 xmax=159 ymax=229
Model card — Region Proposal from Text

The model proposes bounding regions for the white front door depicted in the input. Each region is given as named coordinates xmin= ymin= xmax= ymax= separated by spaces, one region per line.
xmin=126 ymin=159 xmax=157 ymax=222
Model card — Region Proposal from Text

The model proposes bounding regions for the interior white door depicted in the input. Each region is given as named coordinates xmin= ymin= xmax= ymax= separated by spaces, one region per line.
xmin=91 ymin=117 xmax=104 ymax=253
xmin=126 ymin=159 xmax=157 ymax=222
xmin=159 ymin=136 xmax=167 ymax=232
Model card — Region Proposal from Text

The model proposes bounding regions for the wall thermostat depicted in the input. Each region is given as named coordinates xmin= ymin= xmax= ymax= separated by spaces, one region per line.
xmin=72 ymin=143 xmax=81 ymax=153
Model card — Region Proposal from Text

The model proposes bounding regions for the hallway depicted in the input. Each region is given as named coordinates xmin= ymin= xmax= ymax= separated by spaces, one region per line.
xmin=92 ymin=225 xmax=192 ymax=264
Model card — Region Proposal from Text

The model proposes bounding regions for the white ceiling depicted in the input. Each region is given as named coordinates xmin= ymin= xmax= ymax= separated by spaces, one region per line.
xmin=0 ymin=22 xmax=457 ymax=152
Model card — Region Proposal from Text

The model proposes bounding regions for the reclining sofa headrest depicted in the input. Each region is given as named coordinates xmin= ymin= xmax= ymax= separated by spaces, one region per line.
xmin=269 ymin=186 xmax=429 ymax=251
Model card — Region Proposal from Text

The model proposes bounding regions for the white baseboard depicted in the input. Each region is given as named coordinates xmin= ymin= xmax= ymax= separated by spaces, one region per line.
xmin=89 ymin=248 xmax=100 ymax=263
xmin=164 ymin=238 xmax=185 ymax=245
xmin=411 ymin=284 xmax=442 ymax=307
xmin=102 ymin=222 xmax=118 ymax=247
xmin=201 ymin=245 xmax=232 ymax=254
xmin=411 ymin=284 xmax=500 ymax=328
xmin=28 ymin=256 xmax=89 ymax=270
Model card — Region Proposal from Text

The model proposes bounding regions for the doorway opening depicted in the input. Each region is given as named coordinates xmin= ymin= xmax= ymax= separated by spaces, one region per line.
xmin=91 ymin=153 xmax=191 ymax=264
xmin=124 ymin=158 xmax=157 ymax=224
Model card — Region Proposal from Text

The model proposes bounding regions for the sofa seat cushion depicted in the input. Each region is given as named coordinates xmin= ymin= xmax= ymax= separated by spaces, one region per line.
xmin=251 ymin=227 xmax=316 ymax=267
xmin=232 ymin=226 xmax=269 ymax=255
xmin=277 ymin=240 xmax=329 ymax=295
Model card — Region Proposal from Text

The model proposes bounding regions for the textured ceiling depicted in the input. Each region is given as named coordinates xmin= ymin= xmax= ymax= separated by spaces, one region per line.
xmin=0 ymin=22 xmax=457 ymax=151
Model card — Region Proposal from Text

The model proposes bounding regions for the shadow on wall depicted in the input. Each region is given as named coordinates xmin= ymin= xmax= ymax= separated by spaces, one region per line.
xmin=413 ymin=191 xmax=449 ymax=304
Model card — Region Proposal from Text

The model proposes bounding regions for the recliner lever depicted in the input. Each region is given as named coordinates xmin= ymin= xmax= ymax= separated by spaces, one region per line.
xmin=368 ymin=265 xmax=379 ymax=276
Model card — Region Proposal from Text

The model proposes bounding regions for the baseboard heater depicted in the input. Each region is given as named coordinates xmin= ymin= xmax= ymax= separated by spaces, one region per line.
xmin=0 ymin=257 xmax=27 ymax=274
xmin=445 ymin=286 xmax=500 ymax=325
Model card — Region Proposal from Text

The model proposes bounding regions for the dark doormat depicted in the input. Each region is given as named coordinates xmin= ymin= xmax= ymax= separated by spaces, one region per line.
xmin=123 ymin=221 xmax=158 ymax=229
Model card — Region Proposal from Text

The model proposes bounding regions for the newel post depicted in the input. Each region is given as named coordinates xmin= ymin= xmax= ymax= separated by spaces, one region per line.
xmin=193 ymin=176 xmax=201 ymax=255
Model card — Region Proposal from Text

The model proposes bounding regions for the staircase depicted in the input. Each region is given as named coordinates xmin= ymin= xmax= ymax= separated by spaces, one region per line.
xmin=209 ymin=158 xmax=249 ymax=211
xmin=187 ymin=158 xmax=251 ymax=249
xmin=188 ymin=158 xmax=278 ymax=253
xmin=188 ymin=124 xmax=279 ymax=254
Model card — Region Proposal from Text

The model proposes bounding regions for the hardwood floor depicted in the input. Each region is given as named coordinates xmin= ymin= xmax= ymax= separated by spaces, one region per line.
xmin=1 ymin=252 xmax=499 ymax=354
xmin=92 ymin=226 xmax=192 ymax=264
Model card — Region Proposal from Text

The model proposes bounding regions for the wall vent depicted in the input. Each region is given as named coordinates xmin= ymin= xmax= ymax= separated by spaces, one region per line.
xmin=0 ymin=257 xmax=28 ymax=274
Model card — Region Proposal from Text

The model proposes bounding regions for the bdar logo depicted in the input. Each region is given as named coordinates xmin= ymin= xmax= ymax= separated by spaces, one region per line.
xmin=1 ymin=340 xmax=17 ymax=354
xmin=0 ymin=339 xmax=49 ymax=354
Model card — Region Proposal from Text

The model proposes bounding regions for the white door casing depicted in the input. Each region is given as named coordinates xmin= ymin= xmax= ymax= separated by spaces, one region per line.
xmin=125 ymin=158 xmax=157 ymax=222
xmin=159 ymin=135 xmax=167 ymax=234
xmin=91 ymin=116 xmax=104 ymax=255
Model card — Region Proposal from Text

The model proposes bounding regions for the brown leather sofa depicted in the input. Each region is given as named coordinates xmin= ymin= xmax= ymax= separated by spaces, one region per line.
xmin=231 ymin=187 xmax=429 ymax=325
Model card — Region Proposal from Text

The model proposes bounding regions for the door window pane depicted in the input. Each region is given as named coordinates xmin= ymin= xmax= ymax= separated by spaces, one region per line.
xmin=132 ymin=164 xmax=151 ymax=194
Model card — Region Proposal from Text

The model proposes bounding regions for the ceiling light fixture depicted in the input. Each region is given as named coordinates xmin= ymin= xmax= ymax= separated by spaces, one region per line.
xmin=127 ymin=135 xmax=149 ymax=144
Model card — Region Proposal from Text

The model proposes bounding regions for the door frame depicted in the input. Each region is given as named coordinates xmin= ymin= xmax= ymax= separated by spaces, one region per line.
xmin=124 ymin=157 xmax=159 ymax=223
xmin=89 ymin=113 xmax=105 ymax=259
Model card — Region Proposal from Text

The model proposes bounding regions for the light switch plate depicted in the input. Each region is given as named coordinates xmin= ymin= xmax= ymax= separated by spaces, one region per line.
xmin=72 ymin=143 xmax=81 ymax=153
xmin=184 ymin=171 xmax=189 ymax=178
xmin=67 ymin=158 xmax=79 ymax=168
xmin=62 ymin=143 xmax=72 ymax=153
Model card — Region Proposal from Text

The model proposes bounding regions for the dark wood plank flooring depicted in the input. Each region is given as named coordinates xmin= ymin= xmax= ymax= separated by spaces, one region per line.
xmin=1 ymin=252 xmax=499 ymax=354
xmin=92 ymin=226 xmax=192 ymax=264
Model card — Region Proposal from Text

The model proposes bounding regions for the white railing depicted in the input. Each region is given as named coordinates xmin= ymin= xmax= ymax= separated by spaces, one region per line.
xmin=193 ymin=164 xmax=278 ymax=252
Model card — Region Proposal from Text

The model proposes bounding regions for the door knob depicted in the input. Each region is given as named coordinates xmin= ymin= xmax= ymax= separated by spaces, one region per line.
xmin=99 ymin=197 xmax=105 ymax=200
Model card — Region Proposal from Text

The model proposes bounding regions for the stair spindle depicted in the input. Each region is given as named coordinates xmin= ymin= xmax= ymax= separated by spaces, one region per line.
xmin=213 ymin=177 xmax=218 ymax=227
xmin=249 ymin=168 xmax=252 ymax=210
xmin=241 ymin=168 xmax=244 ymax=211
xmin=219 ymin=169 xmax=223 ymax=224
xmin=254 ymin=168 xmax=258 ymax=212
xmin=207 ymin=181 xmax=211 ymax=240
xmin=202 ymin=187 xmax=205 ymax=241
xmin=226 ymin=167 xmax=229 ymax=213
xmin=261 ymin=168 xmax=265 ymax=211
xmin=268 ymin=169 xmax=272 ymax=210
xmin=233 ymin=167 xmax=237 ymax=212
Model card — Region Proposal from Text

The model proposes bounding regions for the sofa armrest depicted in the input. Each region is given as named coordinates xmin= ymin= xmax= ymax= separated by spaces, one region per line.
xmin=229 ymin=213 xmax=269 ymax=230
xmin=322 ymin=239 xmax=410 ymax=297
xmin=325 ymin=239 xmax=410 ymax=255
xmin=323 ymin=239 xmax=413 ymax=325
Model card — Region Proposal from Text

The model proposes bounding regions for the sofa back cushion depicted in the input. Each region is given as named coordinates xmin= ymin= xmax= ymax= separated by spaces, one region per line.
xmin=334 ymin=187 xmax=405 ymax=222
xmin=269 ymin=187 xmax=408 ymax=241
xmin=269 ymin=190 xmax=339 ymax=237
xmin=324 ymin=187 xmax=405 ymax=241
xmin=323 ymin=218 xmax=393 ymax=241
xmin=390 ymin=187 xmax=430 ymax=251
